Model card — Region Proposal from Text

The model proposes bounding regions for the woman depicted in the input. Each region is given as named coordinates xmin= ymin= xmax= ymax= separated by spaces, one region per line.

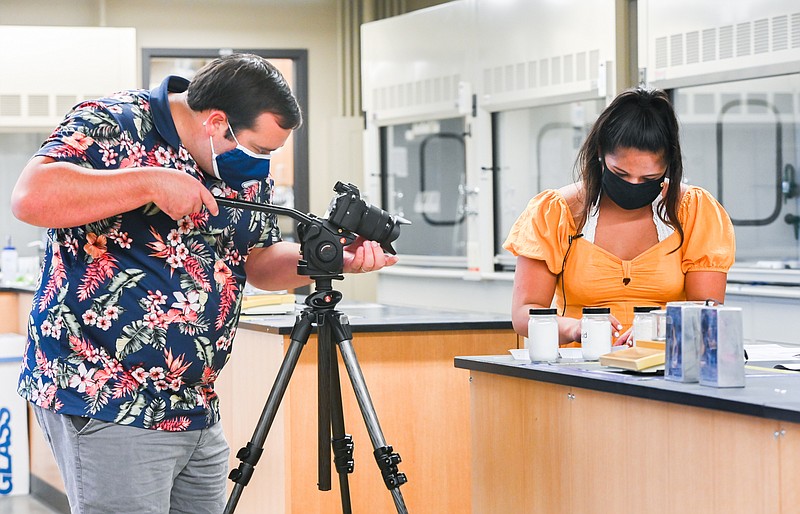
xmin=504 ymin=87 xmax=735 ymax=347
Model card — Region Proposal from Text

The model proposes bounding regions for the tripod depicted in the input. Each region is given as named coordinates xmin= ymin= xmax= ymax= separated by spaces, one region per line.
xmin=224 ymin=276 xmax=408 ymax=514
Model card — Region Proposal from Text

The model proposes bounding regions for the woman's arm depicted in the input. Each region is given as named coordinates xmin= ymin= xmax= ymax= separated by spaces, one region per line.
xmin=685 ymin=270 xmax=728 ymax=304
xmin=511 ymin=256 xmax=581 ymax=344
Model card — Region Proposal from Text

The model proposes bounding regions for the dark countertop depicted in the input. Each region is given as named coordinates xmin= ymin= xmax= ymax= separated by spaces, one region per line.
xmin=0 ymin=285 xmax=37 ymax=293
xmin=239 ymin=302 xmax=513 ymax=335
xmin=455 ymin=354 xmax=800 ymax=424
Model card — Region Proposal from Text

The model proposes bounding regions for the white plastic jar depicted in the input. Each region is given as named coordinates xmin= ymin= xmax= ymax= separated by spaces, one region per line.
xmin=632 ymin=306 xmax=659 ymax=346
xmin=581 ymin=307 xmax=611 ymax=360
xmin=528 ymin=308 xmax=559 ymax=362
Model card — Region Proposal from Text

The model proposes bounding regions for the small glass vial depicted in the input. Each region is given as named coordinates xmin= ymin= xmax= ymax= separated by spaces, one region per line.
xmin=581 ymin=307 xmax=611 ymax=360
xmin=632 ymin=306 xmax=659 ymax=346
xmin=528 ymin=308 xmax=559 ymax=362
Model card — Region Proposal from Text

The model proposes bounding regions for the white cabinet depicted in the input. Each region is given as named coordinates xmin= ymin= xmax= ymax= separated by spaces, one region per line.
xmin=0 ymin=26 xmax=136 ymax=130
xmin=725 ymin=284 xmax=800 ymax=345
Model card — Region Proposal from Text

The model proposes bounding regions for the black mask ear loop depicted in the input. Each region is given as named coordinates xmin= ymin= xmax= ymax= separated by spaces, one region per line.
xmin=560 ymin=233 xmax=583 ymax=316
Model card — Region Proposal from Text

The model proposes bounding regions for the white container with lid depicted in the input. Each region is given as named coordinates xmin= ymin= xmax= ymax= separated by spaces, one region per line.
xmin=581 ymin=307 xmax=611 ymax=361
xmin=632 ymin=306 xmax=660 ymax=346
xmin=528 ymin=308 xmax=559 ymax=362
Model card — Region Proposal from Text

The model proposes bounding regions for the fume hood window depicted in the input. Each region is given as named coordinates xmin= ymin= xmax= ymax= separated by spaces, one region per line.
xmin=675 ymin=74 xmax=800 ymax=266
xmin=493 ymin=100 xmax=605 ymax=270
xmin=381 ymin=117 xmax=468 ymax=264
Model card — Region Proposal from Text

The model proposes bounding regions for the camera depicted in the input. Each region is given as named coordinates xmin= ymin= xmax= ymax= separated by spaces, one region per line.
xmin=215 ymin=182 xmax=408 ymax=277
xmin=325 ymin=182 xmax=410 ymax=255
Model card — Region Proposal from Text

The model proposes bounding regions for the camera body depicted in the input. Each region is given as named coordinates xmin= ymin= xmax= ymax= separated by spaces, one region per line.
xmin=297 ymin=182 xmax=408 ymax=277
xmin=325 ymin=182 xmax=405 ymax=255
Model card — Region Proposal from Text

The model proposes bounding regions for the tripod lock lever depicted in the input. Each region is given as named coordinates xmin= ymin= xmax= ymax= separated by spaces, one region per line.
xmin=374 ymin=445 xmax=408 ymax=490
xmin=332 ymin=434 xmax=355 ymax=474
xmin=228 ymin=443 xmax=265 ymax=486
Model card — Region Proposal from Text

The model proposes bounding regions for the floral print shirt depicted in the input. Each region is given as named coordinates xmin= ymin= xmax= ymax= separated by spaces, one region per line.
xmin=17 ymin=76 xmax=280 ymax=431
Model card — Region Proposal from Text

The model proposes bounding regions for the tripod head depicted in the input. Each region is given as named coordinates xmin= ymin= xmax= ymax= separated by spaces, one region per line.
xmin=217 ymin=182 xmax=409 ymax=281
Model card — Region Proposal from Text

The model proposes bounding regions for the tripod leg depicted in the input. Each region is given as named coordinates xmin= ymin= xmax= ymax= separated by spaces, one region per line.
xmin=317 ymin=322 xmax=332 ymax=491
xmin=331 ymin=314 xmax=409 ymax=514
xmin=329 ymin=337 xmax=354 ymax=514
xmin=224 ymin=312 xmax=314 ymax=514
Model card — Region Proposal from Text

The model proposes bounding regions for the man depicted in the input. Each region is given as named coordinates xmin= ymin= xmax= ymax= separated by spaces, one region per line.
xmin=13 ymin=53 xmax=397 ymax=514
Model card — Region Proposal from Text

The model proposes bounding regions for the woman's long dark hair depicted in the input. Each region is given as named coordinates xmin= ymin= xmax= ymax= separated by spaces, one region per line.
xmin=575 ymin=87 xmax=684 ymax=251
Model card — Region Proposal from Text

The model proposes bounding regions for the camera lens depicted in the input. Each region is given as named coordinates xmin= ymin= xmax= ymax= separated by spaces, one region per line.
xmin=355 ymin=204 xmax=402 ymax=249
xmin=326 ymin=182 xmax=409 ymax=254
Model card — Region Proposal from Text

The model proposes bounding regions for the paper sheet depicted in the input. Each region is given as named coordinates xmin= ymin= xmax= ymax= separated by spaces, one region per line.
xmin=743 ymin=344 xmax=800 ymax=361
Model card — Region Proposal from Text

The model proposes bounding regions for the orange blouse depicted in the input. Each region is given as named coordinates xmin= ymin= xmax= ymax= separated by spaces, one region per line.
xmin=503 ymin=187 xmax=735 ymax=330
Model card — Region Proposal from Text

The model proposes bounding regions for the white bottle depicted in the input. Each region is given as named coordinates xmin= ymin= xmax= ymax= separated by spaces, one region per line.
xmin=581 ymin=307 xmax=611 ymax=361
xmin=528 ymin=308 xmax=559 ymax=362
xmin=2 ymin=237 xmax=19 ymax=286
xmin=632 ymin=306 xmax=659 ymax=346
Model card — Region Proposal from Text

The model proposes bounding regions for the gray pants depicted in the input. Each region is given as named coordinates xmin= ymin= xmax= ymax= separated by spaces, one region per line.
xmin=33 ymin=406 xmax=230 ymax=514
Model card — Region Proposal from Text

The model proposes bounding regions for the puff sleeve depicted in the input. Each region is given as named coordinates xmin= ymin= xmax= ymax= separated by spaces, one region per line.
xmin=678 ymin=187 xmax=736 ymax=273
xmin=503 ymin=190 xmax=576 ymax=276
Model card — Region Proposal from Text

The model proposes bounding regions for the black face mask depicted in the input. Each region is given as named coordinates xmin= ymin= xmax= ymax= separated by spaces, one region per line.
xmin=601 ymin=166 xmax=664 ymax=210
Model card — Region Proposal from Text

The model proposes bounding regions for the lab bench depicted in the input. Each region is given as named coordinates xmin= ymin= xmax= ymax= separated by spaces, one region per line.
xmin=455 ymin=354 xmax=800 ymax=514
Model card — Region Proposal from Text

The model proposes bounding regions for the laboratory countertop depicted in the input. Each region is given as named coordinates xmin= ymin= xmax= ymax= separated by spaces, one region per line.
xmin=238 ymin=302 xmax=513 ymax=335
xmin=0 ymin=284 xmax=37 ymax=293
xmin=454 ymin=354 xmax=800 ymax=424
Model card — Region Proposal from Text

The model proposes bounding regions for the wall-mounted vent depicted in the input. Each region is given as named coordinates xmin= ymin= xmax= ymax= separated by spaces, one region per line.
xmin=793 ymin=13 xmax=800 ymax=47
xmin=702 ymin=28 xmax=716 ymax=62
xmin=0 ymin=95 xmax=22 ymax=116
xmin=482 ymin=49 xmax=599 ymax=96
xmin=686 ymin=31 xmax=700 ymax=64
xmin=56 ymin=95 xmax=79 ymax=115
xmin=773 ymin=16 xmax=788 ymax=51
xmin=375 ymin=73 xmax=460 ymax=112
xmin=754 ymin=19 xmax=769 ymax=54
xmin=28 ymin=95 xmax=49 ymax=117
xmin=736 ymin=22 xmax=751 ymax=57
xmin=719 ymin=25 xmax=734 ymax=59
xmin=655 ymin=11 xmax=800 ymax=69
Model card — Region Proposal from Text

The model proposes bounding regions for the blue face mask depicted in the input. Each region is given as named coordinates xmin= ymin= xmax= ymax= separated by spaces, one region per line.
xmin=209 ymin=124 xmax=271 ymax=190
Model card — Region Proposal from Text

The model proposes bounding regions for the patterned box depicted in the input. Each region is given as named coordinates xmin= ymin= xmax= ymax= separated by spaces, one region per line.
xmin=665 ymin=302 xmax=704 ymax=383
xmin=700 ymin=306 xmax=745 ymax=388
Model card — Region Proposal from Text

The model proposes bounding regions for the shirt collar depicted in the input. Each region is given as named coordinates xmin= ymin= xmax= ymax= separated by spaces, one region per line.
xmin=150 ymin=75 xmax=190 ymax=149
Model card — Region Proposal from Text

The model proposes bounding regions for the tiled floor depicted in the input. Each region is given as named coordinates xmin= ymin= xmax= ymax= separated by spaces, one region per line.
xmin=0 ymin=495 xmax=63 ymax=514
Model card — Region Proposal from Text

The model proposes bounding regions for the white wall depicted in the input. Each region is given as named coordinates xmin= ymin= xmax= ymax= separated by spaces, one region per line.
xmin=0 ymin=0 xmax=383 ymax=298
xmin=1 ymin=0 xmax=347 ymax=212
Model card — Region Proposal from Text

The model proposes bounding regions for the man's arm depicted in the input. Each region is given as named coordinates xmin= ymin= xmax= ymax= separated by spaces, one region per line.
xmin=244 ymin=237 xmax=399 ymax=292
xmin=11 ymin=156 xmax=219 ymax=228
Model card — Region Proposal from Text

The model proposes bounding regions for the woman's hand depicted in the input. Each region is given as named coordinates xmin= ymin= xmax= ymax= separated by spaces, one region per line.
xmin=559 ymin=316 xmax=583 ymax=345
xmin=614 ymin=327 xmax=633 ymax=346
xmin=342 ymin=237 xmax=399 ymax=273
xmin=609 ymin=314 xmax=628 ymax=346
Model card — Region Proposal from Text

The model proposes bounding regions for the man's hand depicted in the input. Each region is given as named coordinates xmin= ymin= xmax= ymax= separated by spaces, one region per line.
xmin=342 ymin=237 xmax=399 ymax=274
xmin=149 ymin=168 xmax=219 ymax=220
